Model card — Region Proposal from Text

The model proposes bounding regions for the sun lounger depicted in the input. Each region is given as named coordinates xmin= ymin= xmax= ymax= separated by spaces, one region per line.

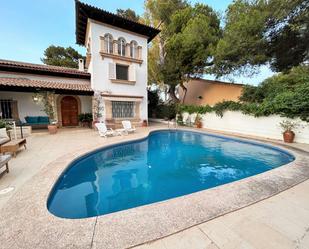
xmin=95 ymin=123 xmax=115 ymax=137
xmin=122 ymin=120 xmax=136 ymax=133
xmin=0 ymin=154 xmax=11 ymax=175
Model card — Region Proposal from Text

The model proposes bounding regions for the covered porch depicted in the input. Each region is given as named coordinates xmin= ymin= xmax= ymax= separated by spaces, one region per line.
xmin=0 ymin=77 xmax=93 ymax=131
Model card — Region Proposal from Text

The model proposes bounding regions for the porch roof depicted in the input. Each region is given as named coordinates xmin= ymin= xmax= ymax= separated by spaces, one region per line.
xmin=0 ymin=77 xmax=93 ymax=95
xmin=0 ymin=59 xmax=90 ymax=79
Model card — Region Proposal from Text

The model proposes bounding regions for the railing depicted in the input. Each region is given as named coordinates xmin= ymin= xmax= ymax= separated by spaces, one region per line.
xmin=168 ymin=119 xmax=177 ymax=129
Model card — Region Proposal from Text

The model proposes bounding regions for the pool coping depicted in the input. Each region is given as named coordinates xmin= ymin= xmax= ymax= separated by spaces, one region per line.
xmin=0 ymin=127 xmax=308 ymax=249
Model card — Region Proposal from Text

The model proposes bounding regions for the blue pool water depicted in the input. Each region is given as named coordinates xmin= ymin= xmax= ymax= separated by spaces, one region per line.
xmin=47 ymin=130 xmax=294 ymax=219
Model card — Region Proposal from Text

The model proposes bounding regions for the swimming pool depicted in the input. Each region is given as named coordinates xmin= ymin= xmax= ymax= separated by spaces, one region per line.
xmin=47 ymin=130 xmax=294 ymax=219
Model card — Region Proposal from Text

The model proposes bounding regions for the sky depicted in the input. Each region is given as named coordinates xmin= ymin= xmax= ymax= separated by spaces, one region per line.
xmin=0 ymin=0 xmax=274 ymax=86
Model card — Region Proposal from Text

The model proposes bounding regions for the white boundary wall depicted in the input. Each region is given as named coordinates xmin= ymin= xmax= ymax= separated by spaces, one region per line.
xmin=197 ymin=111 xmax=309 ymax=144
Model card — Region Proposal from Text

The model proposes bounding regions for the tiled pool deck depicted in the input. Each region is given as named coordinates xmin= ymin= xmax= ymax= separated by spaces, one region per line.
xmin=0 ymin=124 xmax=308 ymax=249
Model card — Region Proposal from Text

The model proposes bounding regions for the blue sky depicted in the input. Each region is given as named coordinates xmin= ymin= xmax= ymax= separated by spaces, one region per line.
xmin=0 ymin=0 xmax=273 ymax=85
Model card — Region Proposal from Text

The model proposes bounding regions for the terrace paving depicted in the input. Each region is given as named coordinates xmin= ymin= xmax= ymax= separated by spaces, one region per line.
xmin=0 ymin=124 xmax=308 ymax=249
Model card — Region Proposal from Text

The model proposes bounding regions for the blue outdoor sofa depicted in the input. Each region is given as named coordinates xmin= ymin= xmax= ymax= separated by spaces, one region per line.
xmin=24 ymin=116 xmax=49 ymax=129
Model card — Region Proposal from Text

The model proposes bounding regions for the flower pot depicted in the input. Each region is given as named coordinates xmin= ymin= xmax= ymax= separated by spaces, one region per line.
xmin=48 ymin=125 xmax=57 ymax=134
xmin=196 ymin=121 xmax=202 ymax=128
xmin=81 ymin=121 xmax=91 ymax=128
xmin=92 ymin=120 xmax=99 ymax=129
xmin=142 ymin=120 xmax=148 ymax=127
xmin=283 ymin=130 xmax=295 ymax=143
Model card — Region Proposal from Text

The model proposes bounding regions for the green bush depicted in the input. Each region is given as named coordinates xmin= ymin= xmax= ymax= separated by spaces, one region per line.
xmin=0 ymin=119 xmax=6 ymax=129
xmin=148 ymin=90 xmax=161 ymax=117
xmin=177 ymin=66 xmax=309 ymax=122
xmin=78 ymin=113 xmax=93 ymax=122
xmin=152 ymin=103 xmax=177 ymax=120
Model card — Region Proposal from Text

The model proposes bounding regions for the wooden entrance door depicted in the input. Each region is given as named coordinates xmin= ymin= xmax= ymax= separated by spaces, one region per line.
xmin=61 ymin=96 xmax=79 ymax=126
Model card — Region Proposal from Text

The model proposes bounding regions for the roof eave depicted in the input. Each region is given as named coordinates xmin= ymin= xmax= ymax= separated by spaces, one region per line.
xmin=0 ymin=64 xmax=91 ymax=79
xmin=75 ymin=0 xmax=160 ymax=46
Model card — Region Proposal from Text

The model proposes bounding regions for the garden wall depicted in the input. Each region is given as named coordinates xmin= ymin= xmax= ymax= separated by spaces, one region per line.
xmin=199 ymin=111 xmax=309 ymax=144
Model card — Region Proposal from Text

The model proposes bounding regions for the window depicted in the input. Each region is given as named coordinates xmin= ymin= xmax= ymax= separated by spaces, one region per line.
xmin=130 ymin=41 xmax=138 ymax=58
xmin=112 ymin=101 xmax=134 ymax=118
xmin=104 ymin=34 xmax=113 ymax=54
xmin=0 ymin=99 xmax=13 ymax=119
xmin=116 ymin=64 xmax=129 ymax=80
xmin=118 ymin=37 xmax=126 ymax=56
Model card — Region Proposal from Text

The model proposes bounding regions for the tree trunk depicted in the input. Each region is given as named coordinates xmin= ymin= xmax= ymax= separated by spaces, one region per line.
xmin=159 ymin=34 xmax=165 ymax=65
xmin=168 ymin=85 xmax=180 ymax=103
xmin=181 ymin=84 xmax=188 ymax=104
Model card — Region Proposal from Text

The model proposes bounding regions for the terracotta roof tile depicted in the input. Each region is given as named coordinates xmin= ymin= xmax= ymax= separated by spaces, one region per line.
xmin=0 ymin=59 xmax=90 ymax=78
xmin=0 ymin=77 xmax=93 ymax=92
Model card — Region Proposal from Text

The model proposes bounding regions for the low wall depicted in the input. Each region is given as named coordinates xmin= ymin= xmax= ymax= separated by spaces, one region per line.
xmin=193 ymin=111 xmax=308 ymax=144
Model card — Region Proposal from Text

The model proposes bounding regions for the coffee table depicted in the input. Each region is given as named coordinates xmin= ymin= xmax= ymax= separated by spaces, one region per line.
xmin=1 ymin=138 xmax=27 ymax=157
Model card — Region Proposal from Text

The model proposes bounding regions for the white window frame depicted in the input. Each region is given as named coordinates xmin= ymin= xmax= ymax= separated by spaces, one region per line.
xmin=104 ymin=34 xmax=113 ymax=54
xmin=130 ymin=41 xmax=138 ymax=58
xmin=118 ymin=37 xmax=126 ymax=56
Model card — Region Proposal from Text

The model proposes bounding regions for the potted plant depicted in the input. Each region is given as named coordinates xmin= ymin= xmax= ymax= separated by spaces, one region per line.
xmin=34 ymin=91 xmax=57 ymax=134
xmin=92 ymin=92 xmax=104 ymax=127
xmin=0 ymin=119 xmax=10 ymax=143
xmin=78 ymin=113 xmax=93 ymax=128
xmin=142 ymin=120 xmax=148 ymax=127
xmin=195 ymin=114 xmax=202 ymax=128
xmin=279 ymin=120 xmax=299 ymax=143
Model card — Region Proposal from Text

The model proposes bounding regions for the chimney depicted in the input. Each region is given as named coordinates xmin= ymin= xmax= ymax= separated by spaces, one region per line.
xmin=78 ymin=58 xmax=84 ymax=71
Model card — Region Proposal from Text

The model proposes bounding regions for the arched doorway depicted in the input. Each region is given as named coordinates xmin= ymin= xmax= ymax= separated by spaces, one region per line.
xmin=61 ymin=96 xmax=79 ymax=126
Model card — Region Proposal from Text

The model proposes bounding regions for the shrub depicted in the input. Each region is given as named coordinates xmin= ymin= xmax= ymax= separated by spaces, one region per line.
xmin=148 ymin=90 xmax=161 ymax=117
xmin=0 ymin=119 xmax=6 ymax=129
xmin=78 ymin=113 xmax=93 ymax=122
xmin=156 ymin=104 xmax=177 ymax=120
xmin=212 ymin=101 xmax=242 ymax=117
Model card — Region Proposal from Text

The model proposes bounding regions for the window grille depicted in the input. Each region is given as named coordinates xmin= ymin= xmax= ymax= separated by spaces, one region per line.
xmin=112 ymin=101 xmax=134 ymax=118
xmin=0 ymin=99 xmax=13 ymax=119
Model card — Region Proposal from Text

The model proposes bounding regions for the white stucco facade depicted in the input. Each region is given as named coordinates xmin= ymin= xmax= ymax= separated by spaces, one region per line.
xmin=86 ymin=20 xmax=149 ymax=121
xmin=0 ymin=3 xmax=158 ymax=128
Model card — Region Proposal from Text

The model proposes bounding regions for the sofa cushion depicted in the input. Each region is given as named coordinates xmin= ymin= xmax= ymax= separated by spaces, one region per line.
xmin=0 ymin=128 xmax=9 ymax=139
xmin=0 ymin=154 xmax=11 ymax=168
xmin=0 ymin=137 xmax=9 ymax=145
xmin=38 ymin=116 xmax=49 ymax=123
xmin=25 ymin=116 xmax=39 ymax=123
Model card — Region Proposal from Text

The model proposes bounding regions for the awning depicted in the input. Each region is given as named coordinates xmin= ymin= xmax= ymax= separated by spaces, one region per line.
xmin=101 ymin=93 xmax=143 ymax=102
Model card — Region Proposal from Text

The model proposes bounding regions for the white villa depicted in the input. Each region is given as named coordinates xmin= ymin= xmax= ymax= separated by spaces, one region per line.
xmin=0 ymin=0 xmax=160 ymax=128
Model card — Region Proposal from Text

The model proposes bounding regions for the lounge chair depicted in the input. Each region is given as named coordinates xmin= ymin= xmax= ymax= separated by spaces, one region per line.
xmin=0 ymin=128 xmax=10 ymax=146
xmin=95 ymin=123 xmax=115 ymax=137
xmin=0 ymin=154 xmax=11 ymax=175
xmin=189 ymin=113 xmax=197 ymax=126
xmin=182 ymin=113 xmax=190 ymax=125
xmin=122 ymin=120 xmax=136 ymax=133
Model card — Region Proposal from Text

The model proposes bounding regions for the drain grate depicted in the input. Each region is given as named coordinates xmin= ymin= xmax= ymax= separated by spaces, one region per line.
xmin=0 ymin=187 xmax=14 ymax=195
